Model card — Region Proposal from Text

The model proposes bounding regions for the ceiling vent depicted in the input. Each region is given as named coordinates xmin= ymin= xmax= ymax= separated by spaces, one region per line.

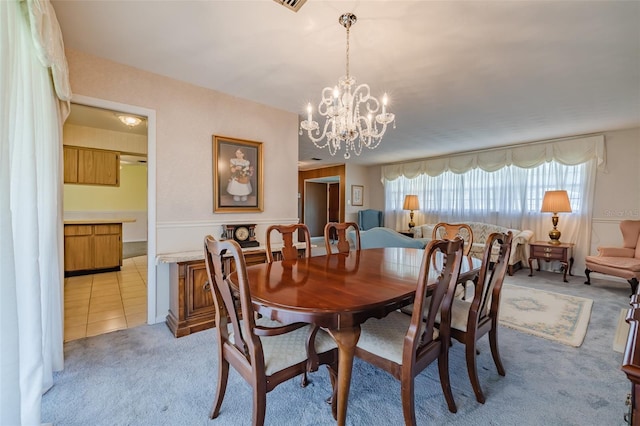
xmin=273 ymin=0 xmax=307 ymax=13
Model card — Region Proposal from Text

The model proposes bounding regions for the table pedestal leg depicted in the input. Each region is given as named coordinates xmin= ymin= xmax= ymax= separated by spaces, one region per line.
xmin=326 ymin=326 xmax=361 ymax=426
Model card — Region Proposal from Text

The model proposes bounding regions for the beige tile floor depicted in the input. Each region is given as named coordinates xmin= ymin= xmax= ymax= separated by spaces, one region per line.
xmin=64 ymin=256 xmax=147 ymax=342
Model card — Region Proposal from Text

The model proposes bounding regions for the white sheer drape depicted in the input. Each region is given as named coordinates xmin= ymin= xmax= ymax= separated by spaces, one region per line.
xmin=385 ymin=160 xmax=597 ymax=276
xmin=1 ymin=0 xmax=70 ymax=424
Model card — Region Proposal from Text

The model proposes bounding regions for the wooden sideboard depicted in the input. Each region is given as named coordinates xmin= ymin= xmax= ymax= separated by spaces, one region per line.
xmin=623 ymin=293 xmax=640 ymax=425
xmin=161 ymin=245 xmax=307 ymax=338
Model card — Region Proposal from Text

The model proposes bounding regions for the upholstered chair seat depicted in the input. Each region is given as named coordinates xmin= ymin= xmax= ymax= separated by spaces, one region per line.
xmin=357 ymin=311 xmax=440 ymax=364
xmin=229 ymin=318 xmax=337 ymax=376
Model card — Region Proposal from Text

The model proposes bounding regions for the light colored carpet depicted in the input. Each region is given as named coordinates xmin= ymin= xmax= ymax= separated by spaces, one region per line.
xmin=500 ymin=284 xmax=593 ymax=347
xmin=613 ymin=308 xmax=630 ymax=353
xmin=42 ymin=270 xmax=631 ymax=425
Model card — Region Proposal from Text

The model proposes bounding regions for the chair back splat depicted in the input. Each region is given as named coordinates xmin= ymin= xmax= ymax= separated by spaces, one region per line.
xmin=446 ymin=231 xmax=513 ymax=404
xmin=353 ymin=238 xmax=464 ymax=424
xmin=324 ymin=222 xmax=360 ymax=254
xmin=433 ymin=222 xmax=474 ymax=256
xmin=203 ymin=236 xmax=338 ymax=425
xmin=265 ymin=224 xmax=311 ymax=263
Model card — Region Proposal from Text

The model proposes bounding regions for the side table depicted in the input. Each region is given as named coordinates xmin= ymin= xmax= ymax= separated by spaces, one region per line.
xmin=398 ymin=230 xmax=414 ymax=238
xmin=528 ymin=241 xmax=574 ymax=282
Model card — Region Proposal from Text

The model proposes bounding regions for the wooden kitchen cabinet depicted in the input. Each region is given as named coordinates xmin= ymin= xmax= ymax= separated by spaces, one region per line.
xmin=64 ymin=223 xmax=123 ymax=275
xmin=63 ymin=145 xmax=120 ymax=186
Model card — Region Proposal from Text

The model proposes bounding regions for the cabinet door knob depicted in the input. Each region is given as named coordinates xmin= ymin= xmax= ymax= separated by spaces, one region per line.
xmin=203 ymin=281 xmax=211 ymax=292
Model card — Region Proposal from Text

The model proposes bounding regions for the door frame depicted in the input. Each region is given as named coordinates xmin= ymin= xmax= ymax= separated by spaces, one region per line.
xmin=69 ymin=94 xmax=157 ymax=324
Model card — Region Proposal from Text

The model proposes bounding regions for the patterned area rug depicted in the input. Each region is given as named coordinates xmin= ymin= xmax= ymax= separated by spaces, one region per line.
xmin=499 ymin=284 xmax=593 ymax=347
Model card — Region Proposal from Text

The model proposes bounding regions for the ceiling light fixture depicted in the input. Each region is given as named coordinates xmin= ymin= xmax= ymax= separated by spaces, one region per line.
xmin=117 ymin=114 xmax=142 ymax=128
xmin=300 ymin=13 xmax=396 ymax=159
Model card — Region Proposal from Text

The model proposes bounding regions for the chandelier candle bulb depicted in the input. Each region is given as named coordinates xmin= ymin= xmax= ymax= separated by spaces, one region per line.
xmin=307 ymin=103 xmax=312 ymax=121
xmin=382 ymin=94 xmax=388 ymax=115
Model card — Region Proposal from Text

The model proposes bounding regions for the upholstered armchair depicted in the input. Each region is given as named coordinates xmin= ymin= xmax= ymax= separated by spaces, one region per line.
xmin=358 ymin=209 xmax=384 ymax=230
xmin=585 ymin=220 xmax=640 ymax=295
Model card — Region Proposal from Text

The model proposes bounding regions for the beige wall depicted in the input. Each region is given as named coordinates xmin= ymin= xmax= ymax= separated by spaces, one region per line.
xmin=64 ymin=123 xmax=147 ymax=154
xmin=66 ymin=48 xmax=299 ymax=321
xmin=590 ymin=127 xmax=640 ymax=254
xmin=64 ymin=164 xmax=147 ymax=211
xmin=345 ymin=163 xmax=370 ymax=223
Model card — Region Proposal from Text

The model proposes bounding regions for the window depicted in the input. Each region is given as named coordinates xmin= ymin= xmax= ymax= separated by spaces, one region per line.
xmin=385 ymin=161 xmax=587 ymax=229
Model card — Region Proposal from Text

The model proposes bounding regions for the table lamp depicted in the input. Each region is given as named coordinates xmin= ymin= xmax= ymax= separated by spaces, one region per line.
xmin=403 ymin=195 xmax=420 ymax=229
xmin=541 ymin=190 xmax=572 ymax=245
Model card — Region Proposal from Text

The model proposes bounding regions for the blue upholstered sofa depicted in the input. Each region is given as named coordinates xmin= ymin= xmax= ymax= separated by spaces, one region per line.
xmin=350 ymin=227 xmax=425 ymax=249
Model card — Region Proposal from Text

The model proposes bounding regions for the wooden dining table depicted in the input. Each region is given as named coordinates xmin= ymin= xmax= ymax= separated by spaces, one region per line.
xmin=227 ymin=247 xmax=481 ymax=425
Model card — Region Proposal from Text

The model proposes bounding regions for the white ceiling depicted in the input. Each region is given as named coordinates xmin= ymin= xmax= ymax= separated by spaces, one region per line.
xmin=51 ymin=0 xmax=640 ymax=169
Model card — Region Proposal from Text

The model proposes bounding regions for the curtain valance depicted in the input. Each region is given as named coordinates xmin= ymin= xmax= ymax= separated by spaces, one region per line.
xmin=381 ymin=134 xmax=605 ymax=181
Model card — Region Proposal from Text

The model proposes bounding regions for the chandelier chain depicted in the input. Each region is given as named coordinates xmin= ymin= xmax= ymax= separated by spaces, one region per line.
xmin=345 ymin=26 xmax=350 ymax=79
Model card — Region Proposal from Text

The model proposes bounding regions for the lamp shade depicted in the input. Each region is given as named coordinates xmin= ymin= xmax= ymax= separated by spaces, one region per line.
xmin=403 ymin=195 xmax=420 ymax=211
xmin=541 ymin=190 xmax=572 ymax=213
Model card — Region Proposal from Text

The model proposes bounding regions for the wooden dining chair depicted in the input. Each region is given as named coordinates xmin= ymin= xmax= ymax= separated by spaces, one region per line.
xmin=324 ymin=222 xmax=360 ymax=254
xmin=354 ymin=239 xmax=464 ymax=424
xmin=440 ymin=231 xmax=513 ymax=404
xmin=265 ymin=223 xmax=314 ymax=386
xmin=432 ymin=222 xmax=474 ymax=256
xmin=203 ymin=236 xmax=338 ymax=425
xmin=265 ymin=224 xmax=311 ymax=263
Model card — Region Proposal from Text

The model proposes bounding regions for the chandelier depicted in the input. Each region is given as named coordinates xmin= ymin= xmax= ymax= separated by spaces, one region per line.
xmin=299 ymin=13 xmax=396 ymax=159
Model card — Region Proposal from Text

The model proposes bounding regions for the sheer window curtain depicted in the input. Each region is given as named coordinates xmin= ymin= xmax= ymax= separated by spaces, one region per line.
xmin=385 ymin=160 xmax=597 ymax=275
xmin=1 ymin=0 xmax=71 ymax=424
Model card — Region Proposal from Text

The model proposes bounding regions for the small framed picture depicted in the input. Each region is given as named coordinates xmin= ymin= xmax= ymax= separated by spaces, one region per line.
xmin=213 ymin=135 xmax=263 ymax=212
xmin=351 ymin=185 xmax=364 ymax=206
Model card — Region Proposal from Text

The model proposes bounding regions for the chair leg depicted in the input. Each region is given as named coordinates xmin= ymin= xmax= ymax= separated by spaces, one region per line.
xmin=584 ymin=268 xmax=592 ymax=285
xmin=210 ymin=358 xmax=229 ymax=419
xmin=400 ymin=372 xmax=417 ymax=426
xmin=326 ymin=364 xmax=338 ymax=420
xmin=437 ymin=346 xmax=457 ymax=413
xmin=252 ymin=380 xmax=267 ymax=426
xmin=489 ymin=325 xmax=506 ymax=376
xmin=465 ymin=339 xmax=485 ymax=404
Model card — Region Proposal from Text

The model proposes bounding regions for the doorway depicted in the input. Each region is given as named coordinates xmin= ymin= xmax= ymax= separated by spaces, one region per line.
xmin=62 ymin=95 xmax=157 ymax=340
xmin=304 ymin=176 xmax=340 ymax=238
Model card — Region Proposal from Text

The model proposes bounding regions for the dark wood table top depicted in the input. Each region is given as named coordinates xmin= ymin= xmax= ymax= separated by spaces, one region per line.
xmin=236 ymin=247 xmax=481 ymax=328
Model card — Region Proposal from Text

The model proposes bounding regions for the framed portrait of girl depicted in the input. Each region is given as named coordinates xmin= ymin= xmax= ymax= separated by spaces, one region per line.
xmin=213 ymin=135 xmax=263 ymax=212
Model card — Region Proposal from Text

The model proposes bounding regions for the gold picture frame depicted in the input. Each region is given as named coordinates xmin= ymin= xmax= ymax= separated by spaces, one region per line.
xmin=351 ymin=185 xmax=364 ymax=206
xmin=213 ymin=135 xmax=263 ymax=212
